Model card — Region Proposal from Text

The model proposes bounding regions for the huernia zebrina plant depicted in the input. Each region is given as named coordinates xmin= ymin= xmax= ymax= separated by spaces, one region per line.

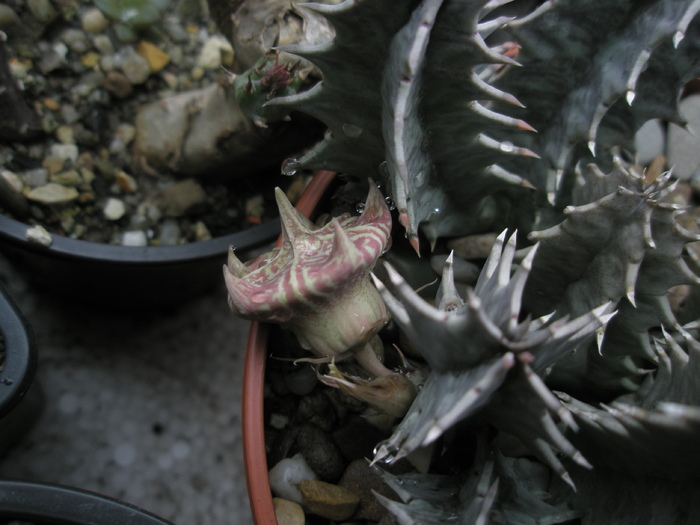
xmin=223 ymin=0 xmax=700 ymax=522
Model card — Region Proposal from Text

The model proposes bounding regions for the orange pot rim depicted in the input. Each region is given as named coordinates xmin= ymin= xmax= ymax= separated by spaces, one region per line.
xmin=241 ymin=170 xmax=337 ymax=525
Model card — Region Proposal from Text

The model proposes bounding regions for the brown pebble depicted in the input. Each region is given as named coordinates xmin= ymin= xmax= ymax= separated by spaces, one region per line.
xmin=103 ymin=71 xmax=133 ymax=99
xmin=299 ymin=479 xmax=359 ymax=521
xmin=43 ymin=98 xmax=61 ymax=111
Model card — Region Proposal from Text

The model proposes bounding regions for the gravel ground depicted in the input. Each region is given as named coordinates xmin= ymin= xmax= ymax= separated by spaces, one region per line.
xmin=0 ymin=249 xmax=254 ymax=523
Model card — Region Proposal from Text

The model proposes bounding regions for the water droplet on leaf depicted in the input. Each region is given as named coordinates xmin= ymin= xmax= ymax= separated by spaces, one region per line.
xmin=500 ymin=141 xmax=514 ymax=153
xmin=356 ymin=202 xmax=366 ymax=214
xmin=385 ymin=196 xmax=396 ymax=210
xmin=281 ymin=158 xmax=300 ymax=176
xmin=342 ymin=123 xmax=363 ymax=137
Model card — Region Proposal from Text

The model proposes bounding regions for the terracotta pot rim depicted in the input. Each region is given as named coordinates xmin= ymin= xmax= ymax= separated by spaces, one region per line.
xmin=241 ymin=170 xmax=337 ymax=525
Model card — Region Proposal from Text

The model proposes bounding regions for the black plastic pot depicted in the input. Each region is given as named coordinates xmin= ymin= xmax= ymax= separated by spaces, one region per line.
xmin=0 ymin=281 xmax=35 ymax=421
xmin=0 ymin=480 xmax=175 ymax=524
xmin=0 ymin=214 xmax=280 ymax=309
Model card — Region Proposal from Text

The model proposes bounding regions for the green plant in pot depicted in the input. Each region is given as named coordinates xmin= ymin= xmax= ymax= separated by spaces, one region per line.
xmin=226 ymin=0 xmax=700 ymax=522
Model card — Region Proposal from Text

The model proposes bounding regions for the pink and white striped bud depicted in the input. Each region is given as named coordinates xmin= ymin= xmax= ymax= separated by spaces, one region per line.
xmin=224 ymin=180 xmax=392 ymax=357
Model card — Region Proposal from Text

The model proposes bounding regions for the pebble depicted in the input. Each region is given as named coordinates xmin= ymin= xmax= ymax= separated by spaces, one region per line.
xmin=80 ymin=51 xmax=101 ymax=69
xmin=338 ymin=460 xmax=397 ymax=522
xmin=299 ymin=479 xmax=360 ymax=521
xmin=60 ymin=28 xmax=90 ymax=54
xmin=81 ymin=7 xmax=109 ymax=33
xmin=137 ymin=41 xmax=170 ymax=72
xmin=115 ymin=171 xmax=137 ymax=193
xmin=667 ymin=95 xmax=700 ymax=180
xmin=118 ymin=46 xmax=151 ymax=84
xmin=634 ymin=119 xmax=665 ymax=166
xmin=38 ymin=48 xmax=65 ymax=74
xmin=196 ymin=35 xmax=234 ymax=70
xmin=93 ymin=34 xmax=115 ymax=55
xmin=159 ymin=179 xmax=207 ymax=217
xmin=284 ymin=363 xmax=318 ymax=396
xmin=50 ymin=143 xmax=79 ymax=164
xmin=56 ymin=125 xmax=75 ymax=144
xmin=22 ymin=168 xmax=49 ymax=187
xmin=157 ymin=219 xmax=181 ymax=245
xmin=122 ymin=230 xmax=148 ymax=246
xmin=273 ymin=498 xmax=305 ymax=525
xmin=25 ymin=224 xmax=53 ymax=246
xmin=193 ymin=220 xmax=211 ymax=241
xmin=447 ymin=232 xmax=499 ymax=260
xmin=103 ymin=197 xmax=126 ymax=220
xmin=27 ymin=0 xmax=57 ymax=24
xmin=51 ymin=169 xmax=82 ymax=186
xmin=1 ymin=170 xmax=23 ymax=193
xmin=42 ymin=156 xmax=66 ymax=175
xmin=296 ymin=424 xmax=346 ymax=481
xmin=103 ymin=70 xmax=133 ymax=98
xmin=0 ymin=4 xmax=19 ymax=28
xmin=26 ymin=183 xmax=80 ymax=205
xmin=268 ymin=453 xmax=319 ymax=504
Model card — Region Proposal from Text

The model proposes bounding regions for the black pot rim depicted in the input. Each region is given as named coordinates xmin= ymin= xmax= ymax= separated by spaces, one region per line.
xmin=0 ymin=281 xmax=36 ymax=420
xmin=0 ymin=479 xmax=175 ymax=524
xmin=0 ymin=213 xmax=280 ymax=266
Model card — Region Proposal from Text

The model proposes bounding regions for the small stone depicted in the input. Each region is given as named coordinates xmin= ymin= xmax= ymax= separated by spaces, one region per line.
xmin=80 ymin=51 xmax=101 ymax=69
xmin=103 ymin=70 xmax=133 ymax=98
xmin=193 ymin=220 xmax=211 ymax=241
xmin=103 ymin=197 xmax=126 ymax=220
xmin=56 ymin=125 xmax=75 ymax=144
xmin=81 ymin=7 xmax=109 ymax=33
xmin=273 ymin=498 xmax=305 ymax=525
xmin=1 ymin=170 xmax=23 ymax=193
xmin=159 ymin=178 xmax=207 ymax=217
xmin=118 ymin=46 xmax=151 ymax=84
xmin=42 ymin=156 xmax=66 ymax=176
xmin=0 ymin=4 xmax=19 ymax=28
xmin=26 ymin=225 xmax=53 ymax=247
xmin=634 ymin=119 xmax=666 ymax=166
xmin=284 ymin=363 xmax=318 ymax=396
xmin=338 ymin=460 xmax=397 ymax=522
xmin=157 ymin=219 xmax=180 ymax=245
xmin=8 ymin=57 xmax=32 ymax=79
xmin=447 ymin=232 xmax=499 ymax=260
xmin=26 ymin=183 xmax=79 ymax=204
xmin=38 ymin=48 xmax=64 ymax=74
xmin=60 ymin=28 xmax=90 ymax=54
xmin=196 ymin=35 xmax=234 ymax=70
xmin=60 ymin=104 xmax=80 ymax=125
xmin=122 ymin=230 xmax=148 ymax=246
xmin=27 ymin=0 xmax=57 ymax=23
xmin=667 ymin=95 xmax=700 ymax=180
xmin=136 ymin=41 xmax=170 ymax=73
xmin=296 ymin=424 xmax=346 ymax=481
xmin=22 ymin=168 xmax=49 ymax=187
xmin=51 ymin=170 xmax=82 ymax=186
xmin=50 ymin=143 xmax=79 ymax=164
xmin=115 ymin=171 xmax=137 ymax=193
xmin=269 ymin=453 xmax=319 ymax=504
xmin=246 ymin=194 xmax=265 ymax=218
xmin=93 ymin=35 xmax=115 ymax=55
xmin=299 ymin=479 xmax=360 ymax=521
xmin=42 ymin=98 xmax=61 ymax=111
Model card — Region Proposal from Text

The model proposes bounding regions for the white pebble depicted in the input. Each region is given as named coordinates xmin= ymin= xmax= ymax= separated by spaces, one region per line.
xmin=103 ymin=197 xmax=126 ymax=221
xmin=50 ymin=143 xmax=79 ymax=163
xmin=268 ymin=453 xmax=318 ymax=504
xmin=121 ymin=230 xmax=148 ymax=246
